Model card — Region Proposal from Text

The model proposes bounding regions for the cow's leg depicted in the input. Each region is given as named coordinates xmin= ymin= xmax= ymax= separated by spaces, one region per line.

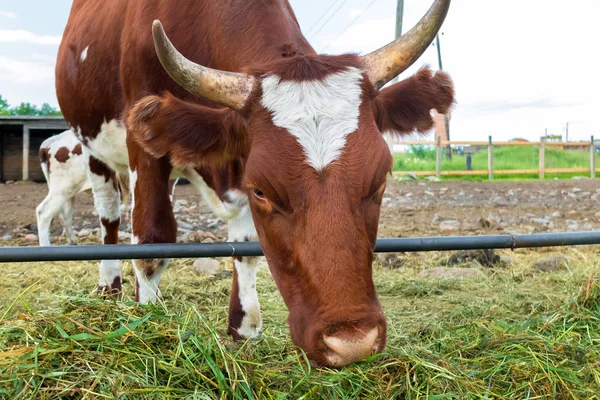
xmin=168 ymin=178 xmax=179 ymax=204
xmin=83 ymin=149 xmax=122 ymax=296
xmin=128 ymin=147 xmax=176 ymax=304
xmin=227 ymin=204 xmax=262 ymax=340
xmin=36 ymin=194 xmax=67 ymax=246
xmin=117 ymin=173 xmax=131 ymax=230
xmin=58 ymin=198 xmax=77 ymax=245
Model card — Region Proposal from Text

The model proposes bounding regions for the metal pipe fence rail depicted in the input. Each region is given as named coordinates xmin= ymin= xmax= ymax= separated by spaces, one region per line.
xmin=2 ymin=231 xmax=600 ymax=263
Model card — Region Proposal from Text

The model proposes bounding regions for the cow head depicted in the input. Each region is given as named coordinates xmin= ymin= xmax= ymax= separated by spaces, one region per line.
xmin=128 ymin=0 xmax=454 ymax=367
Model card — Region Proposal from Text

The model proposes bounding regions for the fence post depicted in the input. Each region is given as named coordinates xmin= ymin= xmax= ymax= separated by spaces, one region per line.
xmin=436 ymin=136 xmax=441 ymax=178
xmin=488 ymin=136 xmax=493 ymax=181
xmin=591 ymin=135 xmax=596 ymax=179
xmin=539 ymin=137 xmax=545 ymax=180
xmin=22 ymin=126 xmax=30 ymax=181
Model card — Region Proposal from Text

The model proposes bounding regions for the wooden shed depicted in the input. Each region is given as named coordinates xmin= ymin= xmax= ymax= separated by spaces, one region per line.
xmin=0 ymin=117 xmax=69 ymax=182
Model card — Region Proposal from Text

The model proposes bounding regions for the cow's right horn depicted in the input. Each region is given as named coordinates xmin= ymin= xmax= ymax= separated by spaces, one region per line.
xmin=152 ymin=20 xmax=255 ymax=110
xmin=362 ymin=0 xmax=451 ymax=90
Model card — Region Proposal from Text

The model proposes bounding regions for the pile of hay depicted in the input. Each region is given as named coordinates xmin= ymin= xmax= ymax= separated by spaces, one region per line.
xmin=1 ymin=246 xmax=599 ymax=398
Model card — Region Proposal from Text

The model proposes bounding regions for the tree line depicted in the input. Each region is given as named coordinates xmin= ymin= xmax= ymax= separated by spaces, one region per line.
xmin=0 ymin=95 xmax=62 ymax=116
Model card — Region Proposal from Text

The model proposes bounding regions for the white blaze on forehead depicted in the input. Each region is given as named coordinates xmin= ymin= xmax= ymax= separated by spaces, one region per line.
xmin=260 ymin=67 xmax=363 ymax=170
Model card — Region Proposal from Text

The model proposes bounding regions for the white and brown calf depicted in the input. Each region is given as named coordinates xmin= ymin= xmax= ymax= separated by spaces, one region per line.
xmin=37 ymin=130 xmax=130 ymax=256
xmin=37 ymin=130 xmax=92 ymax=246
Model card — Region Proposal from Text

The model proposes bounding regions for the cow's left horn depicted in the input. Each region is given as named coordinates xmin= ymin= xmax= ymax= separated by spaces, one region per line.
xmin=152 ymin=20 xmax=255 ymax=110
xmin=362 ymin=0 xmax=451 ymax=90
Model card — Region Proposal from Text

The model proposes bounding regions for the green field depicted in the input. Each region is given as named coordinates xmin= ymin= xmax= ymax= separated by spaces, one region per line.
xmin=394 ymin=145 xmax=599 ymax=180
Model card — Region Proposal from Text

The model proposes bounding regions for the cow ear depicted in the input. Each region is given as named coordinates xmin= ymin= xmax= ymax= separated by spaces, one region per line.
xmin=372 ymin=67 xmax=455 ymax=136
xmin=127 ymin=93 xmax=247 ymax=168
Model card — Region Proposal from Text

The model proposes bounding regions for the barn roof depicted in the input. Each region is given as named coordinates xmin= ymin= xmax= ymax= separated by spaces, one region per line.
xmin=0 ymin=116 xmax=69 ymax=129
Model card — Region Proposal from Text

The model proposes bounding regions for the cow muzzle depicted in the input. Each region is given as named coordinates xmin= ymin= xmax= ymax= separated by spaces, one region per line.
xmin=323 ymin=326 xmax=381 ymax=367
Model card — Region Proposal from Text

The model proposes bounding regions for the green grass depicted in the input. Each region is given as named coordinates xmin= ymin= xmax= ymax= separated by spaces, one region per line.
xmin=394 ymin=145 xmax=598 ymax=181
xmin=1 ymin=248 xmax=599 ymax=398
xmin=425 ymin=172 xmax=594 ymax=183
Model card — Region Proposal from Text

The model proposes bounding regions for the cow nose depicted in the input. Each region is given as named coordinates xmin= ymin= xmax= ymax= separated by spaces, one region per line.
xmin=322 ymin=327 xmax=379 ymax=367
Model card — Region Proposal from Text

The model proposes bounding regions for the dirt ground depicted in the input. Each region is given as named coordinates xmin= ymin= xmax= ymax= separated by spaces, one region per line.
xmin=2 ymin=177 xmax=600 ymax=399
xmin=0 ymin=177 xmax=598 ymax=244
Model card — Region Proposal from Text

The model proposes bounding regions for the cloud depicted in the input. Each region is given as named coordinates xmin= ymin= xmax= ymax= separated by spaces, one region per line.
xmin=0 ymin=56 xmax=55 ymax=85
xmin=0 ymin=29 xmax=61 ymax=45
xmin=459 ymin=99 xmax=583 ymax=117
xmin=0 ymin=11 xmax=17 ymax=19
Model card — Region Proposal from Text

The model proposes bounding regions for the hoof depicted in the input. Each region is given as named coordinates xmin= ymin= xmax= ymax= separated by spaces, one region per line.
xmin=97 ymin=277 xmax=122 ymax=299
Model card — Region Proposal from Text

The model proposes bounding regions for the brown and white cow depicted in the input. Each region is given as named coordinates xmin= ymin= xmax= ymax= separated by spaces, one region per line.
xmin=56 ymin=0 xmax=454 ymax=367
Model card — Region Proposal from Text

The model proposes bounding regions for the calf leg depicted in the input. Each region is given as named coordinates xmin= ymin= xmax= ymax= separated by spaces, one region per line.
xmin=129 ymin=145 xmax=176 ymax=304
xmin=36 ymin=194 xmax=68 ymax=246
xmin=227 ymin=204 xmax=262 ymax=340
xmin=58 ymin=198 xmax=77 ymax=245
xmin=83 ymin=149 xmax=122 ymax=296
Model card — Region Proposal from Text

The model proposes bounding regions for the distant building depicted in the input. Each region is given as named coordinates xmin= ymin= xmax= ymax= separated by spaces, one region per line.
xmin=0 ymin=116 xmax=68 ymax=182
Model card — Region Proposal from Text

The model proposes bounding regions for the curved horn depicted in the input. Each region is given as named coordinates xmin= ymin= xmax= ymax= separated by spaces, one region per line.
xmin=152 ymin=20 xmax=255 ymax=110
xmin=362 ymin=0 xmax=451 ymax=89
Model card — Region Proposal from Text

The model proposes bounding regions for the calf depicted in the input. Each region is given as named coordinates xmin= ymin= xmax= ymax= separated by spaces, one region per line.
xmin=37 ymin=130 xmax=92 ymax=246
xmin=37 ymin=130 xmax=130 ymax=246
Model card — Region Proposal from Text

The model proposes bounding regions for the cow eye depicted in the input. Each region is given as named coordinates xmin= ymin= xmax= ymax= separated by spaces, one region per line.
xmin=253 ymin=188 xmax=265 ymax=199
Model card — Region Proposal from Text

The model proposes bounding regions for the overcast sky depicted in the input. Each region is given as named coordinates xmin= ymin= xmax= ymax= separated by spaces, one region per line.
xmin=0 ymin=0 xmax=598 ymax=142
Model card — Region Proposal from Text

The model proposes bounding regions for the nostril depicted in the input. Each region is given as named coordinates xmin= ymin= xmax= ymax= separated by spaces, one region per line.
xmin=323 ymin=327 xmax=379 ymax=367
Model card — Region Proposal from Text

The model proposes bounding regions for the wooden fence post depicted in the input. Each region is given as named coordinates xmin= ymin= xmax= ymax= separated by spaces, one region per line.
xmin=539 ymin=137 xmax=545 ymax=180
xmin=591 ymin=135 xmax=596 ymax=179
xmin=436 ymin=136 xmax=442 ymax=178
xmin=22 ymin=126 xmax=30 ymax=181
xmin=488 ymin=136 xmax=493 ymax=181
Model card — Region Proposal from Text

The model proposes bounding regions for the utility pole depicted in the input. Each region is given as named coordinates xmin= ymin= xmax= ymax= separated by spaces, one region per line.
xmin=436 ymin=33 xmax=451 ymax=160
xmin=436 ymin=34 xmax=444 ymax=70
xmin=385 ymin=0 xmax=404 ymax=153
xmin=391 ymin=0 xmax=404 ymax=85
xmin=395 ymin=0 xmax=404 ymax=43
xmin=566 ymin=122 xmax=569 ymax=142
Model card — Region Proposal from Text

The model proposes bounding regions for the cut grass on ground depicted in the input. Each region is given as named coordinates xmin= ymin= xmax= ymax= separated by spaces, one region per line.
xmin=0 ymin=247 xmax=599 ymax=398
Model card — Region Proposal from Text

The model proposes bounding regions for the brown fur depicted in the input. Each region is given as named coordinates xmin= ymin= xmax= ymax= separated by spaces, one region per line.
xmin=72 ymin=144 xmax=83 ymax=155
xmin=372 ymin=67 xmax=455 ymax=135
xmin=56 ymin=0 xmax=455 ymax=367
xmin=54 ymin=147 xmax=71 ymax=163
xmin=227 ymin=264 xmax=245 ymax=341
xmin=128 ymin=94 xmax=247 ymax=168
xmin=88 ymin=156 xmax=113 ymax=183
xmin=39 ymin=148 xmax=50 ymax=172
xmin=101 ymin=217 xmax=120 ymax=244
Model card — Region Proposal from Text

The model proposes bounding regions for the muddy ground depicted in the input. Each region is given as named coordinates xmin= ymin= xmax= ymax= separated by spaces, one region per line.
xmin=0 ymin=177 xmax=598 ymax=244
